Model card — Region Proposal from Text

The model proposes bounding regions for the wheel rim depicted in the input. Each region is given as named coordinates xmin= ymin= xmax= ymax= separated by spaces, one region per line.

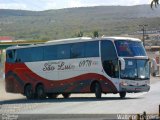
xmin=38 ymin=89 xmax=43 ymax=97
xmin=25 ymin=85 xmax=33 ymax=99
xmin=95 ymin=84 xmax=99 ymax=93
xmin=37 ymin=85 xmax=46 ymax=99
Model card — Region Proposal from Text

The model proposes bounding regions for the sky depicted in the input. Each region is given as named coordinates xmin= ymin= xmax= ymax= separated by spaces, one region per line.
xmin=0 ymin=0 xmax=151 ymax=11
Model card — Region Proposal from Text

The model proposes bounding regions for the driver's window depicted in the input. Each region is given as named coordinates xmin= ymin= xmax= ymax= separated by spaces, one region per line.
xmin=101 ymin=40 xmax=119 ymax=78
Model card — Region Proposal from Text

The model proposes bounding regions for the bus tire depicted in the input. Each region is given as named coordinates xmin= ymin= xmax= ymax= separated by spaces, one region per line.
xmin=94 ymin=83 xmax=102 ymax=99
xmin=25 ymin=84 xmax=34 ymax=99
xmin=62 ymin=93 xmax=71 ymax=98
xmin=36 ymin=85 xmax=46 ymax=99
xmin=47 ymin=93 xmax=58 ymax=99
xmin=119 ymin=92 xmax=126 ymax=99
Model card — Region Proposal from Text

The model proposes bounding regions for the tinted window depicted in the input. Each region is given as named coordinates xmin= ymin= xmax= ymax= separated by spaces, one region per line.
xmin=16 ymin=47 xmax=43 ymax=62
xmin=101 ymin=40 xmax=119 ymax=78
xmin=6 ymin=50 xmax=15 ymax=63
xmin=30 ymin=47 xmax=43 ymax=61
xmin=57 ymin=44 xmax=70 ymax=59
xmin=17 ymin=48 xmax=32 ymax=62
xmin=44 ymin=45 xmax=57 ymax=60
xmin=101 ymin=41 xmax=117 ymax=60
xmin=85 ymin=41 xmax=99 ymax=57
xmin=71 ymin=42 xmax=85 ymax=58
xmin=115 ymin=40 xmax=146 ymax=57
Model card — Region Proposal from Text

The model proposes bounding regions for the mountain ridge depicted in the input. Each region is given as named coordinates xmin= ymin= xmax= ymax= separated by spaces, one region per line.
xmin=0 ymin=5 xmax=159 ymax=40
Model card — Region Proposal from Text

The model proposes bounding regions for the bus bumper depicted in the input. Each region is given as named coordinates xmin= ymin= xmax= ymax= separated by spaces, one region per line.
xmin=120 ymin=85 xmax=150 ymax=93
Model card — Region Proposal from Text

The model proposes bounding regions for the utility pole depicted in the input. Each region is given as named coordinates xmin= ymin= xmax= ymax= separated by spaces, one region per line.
xmin=139 ymin=24 xmax=148 ymax=47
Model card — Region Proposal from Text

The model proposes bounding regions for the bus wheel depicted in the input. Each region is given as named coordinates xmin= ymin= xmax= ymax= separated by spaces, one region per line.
xmin=62 ymin=93 xmax=71 ymax=98
xmin=94 ymin=83 xmax=102 ymax=99
xmin=25 ymin=85 xmax=34 ymax=99
xmin=119 ymin=92 xmax=126 ymax=99
xmin=36 ymin=85 xmax=46 ymax=99
xmin=47 ymin=93 xmax=58 ymax=99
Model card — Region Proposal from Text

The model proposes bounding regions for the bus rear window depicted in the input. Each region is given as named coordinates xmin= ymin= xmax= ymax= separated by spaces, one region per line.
xmin=6 ymin=50 xmax=16 ymax=63
xmin=115 ymin=40 xmax=146 ymax=57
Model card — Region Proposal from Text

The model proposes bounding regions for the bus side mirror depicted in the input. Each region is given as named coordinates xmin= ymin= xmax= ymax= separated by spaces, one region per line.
xmin=150 ymin=58 xmax=158 ymax=76
xmin=119 ymin=57 xmax=125 ymax=70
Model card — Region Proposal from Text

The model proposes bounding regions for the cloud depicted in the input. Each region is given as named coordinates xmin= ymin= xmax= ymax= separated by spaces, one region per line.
xmin=67 ymin=0 xmax=83 ymax=8
xmin=44 ymin=3 xmax=57 ymax=10
xmin=0 ymin=0 xmax=150 ymax=11
xmin=66 ymin=0 xmax=150 ymax=9
xmin=0 ymin=3 xmax=27 ymax=10
xmin=114 ymin=0 xmax=150 ymax=5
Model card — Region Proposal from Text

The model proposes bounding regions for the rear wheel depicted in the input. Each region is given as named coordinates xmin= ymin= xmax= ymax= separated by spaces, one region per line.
xmin=94 ymin=83 xmax=102 ymax=99
xmin=62 ymin=93 xmax=71 ymax=98
xmin=119 ymin=92 xmax=126 ymax=99
xmin=36 ymin=85 xmax=46 ymax=99
xmin=25 ymin=84 xmax=34 ymax=99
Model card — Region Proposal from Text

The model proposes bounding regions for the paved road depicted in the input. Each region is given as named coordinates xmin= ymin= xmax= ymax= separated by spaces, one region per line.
xmin=0 ymin=77 xmax=160 ymax=117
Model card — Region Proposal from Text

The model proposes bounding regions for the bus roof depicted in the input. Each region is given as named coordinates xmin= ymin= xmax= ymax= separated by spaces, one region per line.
xmin=46 ymin=37 xmax=92 ymax=43
xmin=101 ymin=36 xmax=141 ymax=42
xmin=6 ymin=36 xmax=142 ymax=50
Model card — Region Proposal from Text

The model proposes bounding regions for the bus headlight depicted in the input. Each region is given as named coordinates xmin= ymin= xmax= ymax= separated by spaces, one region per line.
xmin=120 ymin=81 xmax=128 ymax=86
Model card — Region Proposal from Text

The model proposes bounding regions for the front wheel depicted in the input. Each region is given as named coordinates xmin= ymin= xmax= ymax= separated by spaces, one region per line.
xmin=94 ymin=83 xmax=102 ymax=99
xmin=119 ymin=92 xmax=126 ymax=99
xmin=36 ymin=85 xmax=46 ymax=99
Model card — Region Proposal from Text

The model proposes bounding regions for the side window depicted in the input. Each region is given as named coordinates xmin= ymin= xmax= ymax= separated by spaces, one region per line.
xmin=8 ymin=51 xmax=13 ymax=59
xmin=16 ymin=47 xmax=43 ymax=62
xmin=101 ymin=41 xmax=117 ymax=61
xmin=71 ymin=43 xmax=84 ymax=58
xmin=30 ymin=47 xmax=43 ymax=61
xmin=101 ymin=40 xmax=119 ymax=78
xmin=6 ymin=49 xmax=17 ymax=63
xmin=85 ymin=41 xmax=99 ymax=57
xmin=57 ymin=44 xmax=70 ymax=59
xmin=6 ymin=50 xmax=14 ymax=63
xmin=44 ymin=45 xmax=57 ymax=61
xmin=17 ymin=48 xmax=31 ymax=62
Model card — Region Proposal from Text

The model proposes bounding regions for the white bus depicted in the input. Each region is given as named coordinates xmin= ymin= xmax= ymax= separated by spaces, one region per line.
xmin=5 ymin=37 xmax=150 ymax=99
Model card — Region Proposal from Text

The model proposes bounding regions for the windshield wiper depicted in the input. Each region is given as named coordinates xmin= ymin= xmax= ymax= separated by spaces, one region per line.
xmin=121 ymin=77 xmax=135 ymax=80
xmin=137 ymin=77 xmax=150 ymax=80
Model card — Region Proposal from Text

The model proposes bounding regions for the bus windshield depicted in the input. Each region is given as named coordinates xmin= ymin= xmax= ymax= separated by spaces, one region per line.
xmin=120 ymin=59 xmax=150 ymax=80
xmin=115 ymin=40 xmax=146 ymax=57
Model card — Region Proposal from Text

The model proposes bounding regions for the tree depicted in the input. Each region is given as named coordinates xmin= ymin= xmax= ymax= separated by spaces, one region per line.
xmin=93 ymin=30 xmax=99 ymax=38
xmin=77 ymin=31 xmax=83 ymax=37
xmin=151 ymin=0 xmax=159 ymax=8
